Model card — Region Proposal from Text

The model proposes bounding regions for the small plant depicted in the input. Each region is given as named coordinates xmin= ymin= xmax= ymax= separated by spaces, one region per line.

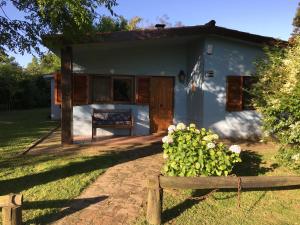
xmin=162 ymin=123 xmax=242 ymax=177
xmin=276 ymin=146 xmax=300 ymax=172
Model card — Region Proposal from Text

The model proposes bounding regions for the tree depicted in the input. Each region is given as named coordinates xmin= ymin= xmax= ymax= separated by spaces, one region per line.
xmin=0 ymin=54 xmax=23 ymax=110
xmin=26 ymin=52 xmax=60 ymax=75
xmin=293 ymin=2 xmax=300 ymax=35
xmin=0 ymin=0 xmax=118 ymax=54
xmin=94 ymin=15 xmax=142 ymax=32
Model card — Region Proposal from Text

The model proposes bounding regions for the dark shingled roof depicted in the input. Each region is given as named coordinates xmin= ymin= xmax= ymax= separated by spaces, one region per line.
xmin=42 ymin=20 xmax=287 ymax=47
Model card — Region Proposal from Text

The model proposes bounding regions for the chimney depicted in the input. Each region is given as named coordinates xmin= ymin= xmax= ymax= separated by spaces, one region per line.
xmin=205 ymin=20 xmax=216 ymax=27
xmin=155 ymin=24 xmax=166 ymax=30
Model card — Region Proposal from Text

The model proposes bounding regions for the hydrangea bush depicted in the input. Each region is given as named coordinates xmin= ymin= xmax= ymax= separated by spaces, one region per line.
xmin=162 ymin=123 xmax=242 ymax=177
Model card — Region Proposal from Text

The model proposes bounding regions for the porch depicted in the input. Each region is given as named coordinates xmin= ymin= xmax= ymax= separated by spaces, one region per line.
xmin=51 ymin=35 xmax=202 ymax=145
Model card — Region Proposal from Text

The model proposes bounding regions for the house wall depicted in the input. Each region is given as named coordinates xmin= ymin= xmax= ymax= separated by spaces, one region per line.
xmin=73 ymin=104 xmax=149 ymax=136
xmin=202 ymin=36 xmax=264 ymax=138
xmin=72 ymin=40 xmax=190 ymax=137
xmin=50 ymin=78 xmax=61 ymax=120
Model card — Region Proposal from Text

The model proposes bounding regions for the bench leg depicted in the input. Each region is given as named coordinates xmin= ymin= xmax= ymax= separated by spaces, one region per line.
xmin=92 ymin=127 xmax=96 ymax=141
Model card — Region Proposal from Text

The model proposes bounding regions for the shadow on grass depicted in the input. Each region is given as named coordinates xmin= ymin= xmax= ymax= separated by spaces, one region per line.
xmin=233 ymin=150 xmax=276 ymax=176
xmin=24 ymin=196 xmax=108 ymax=224
xmin=0 ymin=142 xmax=162 ymax=195
xmin=162 ymin=150 xmax=277 ymax=223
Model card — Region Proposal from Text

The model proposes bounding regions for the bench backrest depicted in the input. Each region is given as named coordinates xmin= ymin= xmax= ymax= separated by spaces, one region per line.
xmin=92 ymin=109 xmax=133 ymax=126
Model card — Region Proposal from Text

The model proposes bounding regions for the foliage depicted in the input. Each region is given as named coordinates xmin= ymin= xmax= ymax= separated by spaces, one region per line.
xmin=162 ymin=123 xmax=241 ymax=177
xmin=251 ymin=36 xmax=300 ymax=170
xmin=0 ymin=54 xmax=23 ymax=110
xmin=0 ymin=53 xmax=51 ymax=110
xmin=26 ymin=52 xmax=60 ymax=75
xmin=94 ymin=15 xmax=142 ymax=32
xmin=293 ymin=2 xmax=300 ymax=35
xmin=276 ymin=146 xmax=300 ymax=172
xmin=0 ymin=0 xmax=117 ymax=54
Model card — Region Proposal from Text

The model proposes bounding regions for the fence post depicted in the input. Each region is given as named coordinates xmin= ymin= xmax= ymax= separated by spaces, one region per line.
xmin=2 ymin=206 xmax=22 ymax=225
xmin=146 ymin=176 xmax=162 ymax=225
xmin=1 ymin=194 xmax=23 ymax=225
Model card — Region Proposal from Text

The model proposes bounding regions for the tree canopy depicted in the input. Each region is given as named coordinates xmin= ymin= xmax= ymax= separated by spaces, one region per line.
xmin=293 ymin=2 xmax=300 ymax=35
xmin=94 ymin=15 xmax=142 ymax=32
xmin=0 ymin=0 xmax=117 ymax=54
xmin=26 ymin=52 xmax=60 ymax=75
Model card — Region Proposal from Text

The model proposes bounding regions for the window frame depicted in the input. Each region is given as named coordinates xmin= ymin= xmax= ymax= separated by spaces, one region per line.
xmin=226 ymin=75 xmax=255 ymax=112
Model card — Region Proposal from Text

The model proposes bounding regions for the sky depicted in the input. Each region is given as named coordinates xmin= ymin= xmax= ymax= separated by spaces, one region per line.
xmin=5 ymin=0 xmax=299 ymax=67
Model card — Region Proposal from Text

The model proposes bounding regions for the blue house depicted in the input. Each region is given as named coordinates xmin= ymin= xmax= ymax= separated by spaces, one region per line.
xmin=43 ymin=20 xmax=284 ymax=144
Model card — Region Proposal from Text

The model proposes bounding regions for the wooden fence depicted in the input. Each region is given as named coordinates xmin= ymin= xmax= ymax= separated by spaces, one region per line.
xmin=146 ymin=175 xmax=300 ymax=225
xmin=0 ymin=194 xmax=23 ymax=225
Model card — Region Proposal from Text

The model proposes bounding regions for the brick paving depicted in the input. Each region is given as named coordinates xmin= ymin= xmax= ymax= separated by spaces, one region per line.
xmin=53 ymin=151 xmax=163 ymax=225
xmin=29 ymin=131 xmax=164 ymax=225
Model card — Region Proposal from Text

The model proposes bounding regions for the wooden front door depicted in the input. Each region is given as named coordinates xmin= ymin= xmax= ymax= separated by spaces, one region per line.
xmin=150 ymin=77 xmax=174 ymax=133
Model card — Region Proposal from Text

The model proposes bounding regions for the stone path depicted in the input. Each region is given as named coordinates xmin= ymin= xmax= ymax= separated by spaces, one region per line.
xmin=52 ymin=142 xmax=163 ymax=225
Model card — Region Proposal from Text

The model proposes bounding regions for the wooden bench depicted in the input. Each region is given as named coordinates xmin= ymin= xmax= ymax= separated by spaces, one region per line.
xmin=92 ymin=109 xmax=133 ymax=140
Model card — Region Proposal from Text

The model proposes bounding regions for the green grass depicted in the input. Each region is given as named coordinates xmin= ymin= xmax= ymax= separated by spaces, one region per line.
xmin=0 ymin=108 xmax=57 ymax=158
xmin=136 ymin=147 xmax=300 ymax=225
xmin=0 ymin=108 xmax=119 ymax=224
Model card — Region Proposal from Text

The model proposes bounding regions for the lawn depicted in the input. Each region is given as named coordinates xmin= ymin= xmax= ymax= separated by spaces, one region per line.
xmin=0 ymin=108 xmax=118 ymax=224
xmin=136 ymin=143 xmax=300 ymax=225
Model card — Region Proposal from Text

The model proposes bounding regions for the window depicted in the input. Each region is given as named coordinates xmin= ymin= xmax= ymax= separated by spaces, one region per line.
xmin=93 ymin=76 xmax=111 ymax=102
xmin=73 ymin=75 xmax=89 ymax=105
xmin=112 ymin=77 xmax=134 ymax=102
xmin=136 ymin=77 xmax=150 ymax=104
xmin=226 ymin=76 xmax=255 ymax=111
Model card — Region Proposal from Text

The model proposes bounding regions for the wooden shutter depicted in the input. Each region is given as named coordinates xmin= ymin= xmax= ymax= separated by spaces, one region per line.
xmin=73 ymin=75 xmax=89 ymax=105
xmin=136 ymin=77 xmax=150 ymax=104
xmin=226 ymin=76 xmax=243 ymax=111
xmin=54 ymin=72 xmax=62 ymax=105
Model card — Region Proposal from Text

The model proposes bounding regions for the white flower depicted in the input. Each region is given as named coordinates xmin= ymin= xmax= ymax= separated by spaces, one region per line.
xmin=229 ymin=145 xmax=241 ymax=154
xmin=162 ymin=135 xmax=173 ymax=144
xmin=212 ymin=134 xmax=219 ymax=140
xmin=195 ymin=129 xmax=200 ymax=134
xmin=291 ymin=153 xmax=300 ymax=161
xmin=176 ymin=123 xmax=186 ymax=130
xmin=189 ymin=123 xmax=196 ymax=128
xmin=207 ymin=142 xmax=215 ymax=149
xmin=163 ymin=153 xmax=168 ymax=159
xmin=203 ymin=136 xmax=212 ymax=141
xmin=168 ymin=125 xmax=176 ymax=134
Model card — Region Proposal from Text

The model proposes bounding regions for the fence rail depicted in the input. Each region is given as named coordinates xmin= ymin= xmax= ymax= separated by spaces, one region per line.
xmin=146 ymin=175 xmax=300 ymax=225
xmin=0 ymin=194 xmax=23 ymax=225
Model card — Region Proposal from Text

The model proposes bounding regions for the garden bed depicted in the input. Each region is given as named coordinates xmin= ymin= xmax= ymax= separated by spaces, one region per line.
xmin=136 ymin=141 xmax=300 ymax=225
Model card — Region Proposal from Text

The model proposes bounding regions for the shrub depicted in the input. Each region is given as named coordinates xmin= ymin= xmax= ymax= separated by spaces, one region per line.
xmin=251 ymin=36 xmax=300 ymax=170
xmin=275 ymin=147 xmax=300 ymax=172
xmin=162 ymin=123 xmax=242 ymax=177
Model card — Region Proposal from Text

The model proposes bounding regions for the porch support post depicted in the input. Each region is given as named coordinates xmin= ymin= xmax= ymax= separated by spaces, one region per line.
xmin=61 ymin=46 xmax=73 ymax=145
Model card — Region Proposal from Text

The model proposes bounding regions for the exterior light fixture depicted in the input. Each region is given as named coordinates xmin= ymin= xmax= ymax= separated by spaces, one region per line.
xmin=178 ymin=70 xmax=186 ymax=83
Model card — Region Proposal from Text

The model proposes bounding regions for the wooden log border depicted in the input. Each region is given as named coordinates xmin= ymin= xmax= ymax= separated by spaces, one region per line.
xmin=0 ymin=194 xmax=23 ymax=225
xmin=147 ymin=175 xmax=300 ymax=225
xmin=21 ymin=124 xmax=60 ymax=155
